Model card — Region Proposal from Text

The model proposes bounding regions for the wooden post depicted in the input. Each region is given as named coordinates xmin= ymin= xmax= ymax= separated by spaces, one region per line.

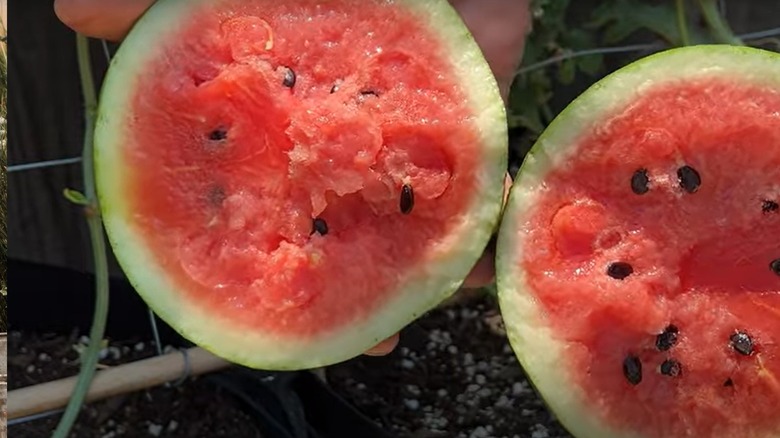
xmin=8 ymin=347 xmax=231 ymax=421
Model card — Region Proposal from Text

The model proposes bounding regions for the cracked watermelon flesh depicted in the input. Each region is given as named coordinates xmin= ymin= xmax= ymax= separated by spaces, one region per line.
xmin=94 ymin=0 xmax=507 ymax=369
xmin=497 ymin=45 xmax=780 ymax=438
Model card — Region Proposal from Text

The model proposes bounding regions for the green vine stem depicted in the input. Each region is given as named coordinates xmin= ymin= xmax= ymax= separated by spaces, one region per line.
xmin=697 ymin=0 xmax=743 ymax=45
xmin=52 ymin=34 xmax=111 ymax=438
xmin=675 ymin=0 xmax=691 ymax=46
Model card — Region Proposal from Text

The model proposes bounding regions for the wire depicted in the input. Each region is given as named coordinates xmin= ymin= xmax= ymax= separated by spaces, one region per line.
xmin=516 ymin=26 xmax=780 ymax=76
xmin=8 ymin=27 xmax=780 ymax=174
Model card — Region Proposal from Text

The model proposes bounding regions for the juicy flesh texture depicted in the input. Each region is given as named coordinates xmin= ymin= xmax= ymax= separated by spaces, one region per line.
xmin=521 ymin=79 xmax=780 ymax=438
xmin=124 ymin=0 xmax=481 ymax=337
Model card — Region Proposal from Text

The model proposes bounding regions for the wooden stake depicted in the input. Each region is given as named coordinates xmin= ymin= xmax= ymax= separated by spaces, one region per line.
xmin=8 ymin=347 xmax=231 ymax=420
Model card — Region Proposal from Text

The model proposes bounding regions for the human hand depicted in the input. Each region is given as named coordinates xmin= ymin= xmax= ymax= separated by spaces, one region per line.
xmin=54 ymin=0 xmax=532 ymax=356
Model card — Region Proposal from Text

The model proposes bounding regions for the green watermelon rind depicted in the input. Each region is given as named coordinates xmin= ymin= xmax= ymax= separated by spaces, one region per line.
xmin=496 ymin=45 xmax=780 ymax=438
xmin=94 ymin=0 xmax=507 ymax=370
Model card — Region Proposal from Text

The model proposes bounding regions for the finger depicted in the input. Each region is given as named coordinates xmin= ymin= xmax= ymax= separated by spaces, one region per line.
xmin=462 ymin=173 xmax=513 ymax=288
xmin=449 ymin=0 xmax=533 ymax=100
xmin=462 ymin=249 xmax=496 ymax=288
xmin=54 ymin=0 xmax=155 ymax=41
xmin=363 ymin=333 xmax=400 ymax=356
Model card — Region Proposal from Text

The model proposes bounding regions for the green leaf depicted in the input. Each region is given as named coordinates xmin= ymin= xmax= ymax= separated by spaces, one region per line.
xmin=557 ymin=58 xmax=577 ymax=84
xmin=577 ymin=53 xmax=605 ymax=76
xmin=508 ymin=70 xmax=554 ymax=134
xmin=587 ymin=0 xmax=682 ymax=44
xmin=63 ymin=188 xmax=89 ymax=206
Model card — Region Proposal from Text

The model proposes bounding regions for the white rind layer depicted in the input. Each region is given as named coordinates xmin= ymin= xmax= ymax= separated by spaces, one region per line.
xmin=94 ymin=0 xmax=507 ymax=370
xmin=496 ymin=45 xmax=780 ymax=438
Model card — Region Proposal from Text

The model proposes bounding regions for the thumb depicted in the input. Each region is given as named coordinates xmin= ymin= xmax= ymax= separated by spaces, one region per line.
xmin=449 ymin=0 xmax=533 ymax=100
xmin=54 ymin=0 xmax=155 ymax=41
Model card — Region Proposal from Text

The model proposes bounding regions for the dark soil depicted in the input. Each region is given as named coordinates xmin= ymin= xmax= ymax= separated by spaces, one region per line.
xmin=327 ymin=296 xmax=573 ymax=438
xmin=8 ymin=331 xmax=262 ymax=438
xmin=9 ymin=296 xmax=574 ymax=438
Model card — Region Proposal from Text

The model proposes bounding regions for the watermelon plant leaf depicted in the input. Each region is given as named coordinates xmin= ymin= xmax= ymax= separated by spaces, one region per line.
xmin=577 ymin=53 xmax=604 ymax=76
xmin=63 ymin=188 xmax=89 ymax=206
xmin=561 ymin=28 xmax=605 ymax=77
xmin=508 ymin=69 xmax=553 ymax=133
xmin=557 ymin=58 xmax=577 ymax=84
xmin=587 ymin=0 xmax=684 ymax=45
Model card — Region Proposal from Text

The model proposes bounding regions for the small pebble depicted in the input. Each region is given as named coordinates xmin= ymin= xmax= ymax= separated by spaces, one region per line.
xmin=512 ymin=382 xmax=527 ymax=395
xmin=470 ymin=426 xmax=489 ymax=438
xmin=134 ymin=342 xmax=145 ymax=352
xmin=475 ymin=374 xmax=486 ymax=385
xmin=148 ymin=423 xmax=163 ymax=437
xmin=404 ymin=399 xmax=420 ymax=410
xmin=494 ymin=395 xmax=511 ymax=408
xmin=108 ymin=346 xmax=122 ymax=361
xmin=531 ymin=426 xmax=550 ymax=438
xmin=400 ymin=359 xmax=415 ymax=369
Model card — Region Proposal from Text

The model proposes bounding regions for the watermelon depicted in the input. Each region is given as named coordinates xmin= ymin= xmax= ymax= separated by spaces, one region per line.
xmin=497 ymin=45 xmax=780 ymax=438
xmin=93 ymin=0 xmax=507 ymax=370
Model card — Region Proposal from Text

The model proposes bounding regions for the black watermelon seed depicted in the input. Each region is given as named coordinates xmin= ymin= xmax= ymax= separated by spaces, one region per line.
xmin=677 ymin=165 xmax=701 ymax=193
xmin=312 ymin=218 xmax=329 ymax=236
xmin=771 ymin=258 xmax=780 ymax=276
xmin=208 ymin=128 xmax=228 ymax=141
xmin=631 ymin=168 xmax=650 ymax=195
xmin=283 ymin=67 xmax=296 ymax=88
xmin=723 ymin=378 xmax=734 ymax=387
xmin=660 ymin=359 xmax=682 ymax=377
xmin=360 ymin=90 xmax=378 ymax=97
xmin=206 ymin=185 xmax=226 ymax=206
xmin=623 ymin=355 xmax=643 ymax=385
xmin=656 ymin=324 xmax=679 ymax=351
xmin=607 ymin=262 xmax=634 ymax=280
xmin=729 ymin=331 xmax=754 ymax=356
xmin=400 ymin=184 xmax=415 ymax=214
xmin=330 ymin=84 xmax=339 ymax=93
xmin=762 ymin=200 xmax=779 ymax=213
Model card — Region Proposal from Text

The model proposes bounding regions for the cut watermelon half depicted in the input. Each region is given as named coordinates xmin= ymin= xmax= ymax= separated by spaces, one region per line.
xmin=94 ymin=0 xmax=507 ymax=369
xmin=497 ymin=45 xmax=780 ymax=438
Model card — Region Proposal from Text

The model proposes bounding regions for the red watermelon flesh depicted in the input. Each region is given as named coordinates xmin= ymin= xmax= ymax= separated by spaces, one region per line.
xmin=94 ymin=0 xmax=506 ymax=369
xmin=497 ymin=46 xmax=780 ymax=438
xmin=126 ymin=3 xmax=481 ymax=335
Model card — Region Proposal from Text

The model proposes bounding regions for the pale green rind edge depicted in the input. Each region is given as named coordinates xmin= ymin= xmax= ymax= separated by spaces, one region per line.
xmin=94 ymin=0 xmax=507 ymax=370
xmin=496 ymin=45 xmax=780 ymax=438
